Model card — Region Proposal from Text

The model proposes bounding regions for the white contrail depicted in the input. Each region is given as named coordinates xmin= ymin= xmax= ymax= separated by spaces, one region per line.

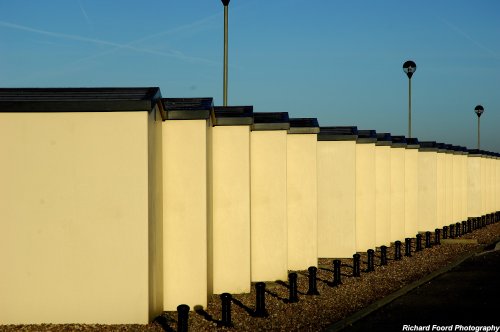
xmin=77 ymin=0 xmax=92 ymax=27
xmin=0 ymin=20 xmax=217 ymax=64
xmin=440 ymin=18 xmax=498 ymax=58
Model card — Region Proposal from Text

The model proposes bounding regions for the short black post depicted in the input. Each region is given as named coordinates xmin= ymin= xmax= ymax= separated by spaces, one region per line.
xmin=416 ymin=234 xmax=423 ymax=251
xmin=307 ymin=266 xmax=319 ymax=295
xmin=254 ymin=282 xmax=268 ymax=317
xmin=467 ymin=219 xmax=472 ymax=233
xmin=288 ymin=273 xmax=299 ymax=303
xmin=456 ymin=222 xmax=461 ymax=237
xmin=472 ymin=218 xmax=477 ymax=230
xmin=434 ymin=229 xmax=441 ymax=245
xmin=482 ymin=216 xmax=486 ymax=228
xmin=425 ymin=231 xmax=432 ymax=248
xmin=177 ymin=304 xmax=190 ymax=332
xmin=332 ymin=259 xmax=342 ymax=286
xmin=380 ymin=246 xmax=388 ymax=266
xmin=443 ymin=226 xmax=448 ymax=239
xmin=462 ymin=221 xmax=467 ymax=234
xmin=220 ymin=293 xmax=233 ymax=327
xmin=366 ymin=249 xmax=375 ymax=272
xmin=404 ymin=238 xmax=412 ymax=257
xmin=353 ymin=253 xmax=361 ymax=276
xmin=449 ymin=224 xmax=455 ymax=238
xmin=394 ymin=241 xmax=402 ymax=260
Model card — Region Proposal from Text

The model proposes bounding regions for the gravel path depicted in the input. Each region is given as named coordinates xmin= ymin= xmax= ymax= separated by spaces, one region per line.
xmin=2 ymin=221 xmax=499 ymax=332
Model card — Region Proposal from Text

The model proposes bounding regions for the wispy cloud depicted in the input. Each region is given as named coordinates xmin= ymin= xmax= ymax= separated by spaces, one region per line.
xmin=0 ymin=20 xmax=218 ymax=65
xmin=77 ymin=0 xmax=92 ymax=28
xmin=440 ymin=17 xmax=498 ymax=58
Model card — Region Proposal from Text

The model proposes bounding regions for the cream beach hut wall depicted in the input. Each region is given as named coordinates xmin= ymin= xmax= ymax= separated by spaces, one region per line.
xmin=287 ymin=118 xmax=320 ymax=270
xmin=317 ymin=126 xmax=358 ymax=258
xmin=444 ymin=144 xmax=454 ymax=227
xmin=467 ymin=149 xmax=482 ymax=219
xmin=436 ymin=143 xmax=447 ymax=229
xmin=161 ymin=98 xmax=212 ymax=311
xmin=250 ymin=112 xmax=290 ymax=282
xmin=390 ymin=136 xmax=406 ymax=242
xmin=355 ymin=129 xmax=377 ymax=252
xmin=0 ymin=88 xmax=164 ymax=324
xmin=375 ymin=133 xmax=392 ymax=247
xmin=209 ymin=106 xmax=253 ymax=295
xmin=451 ymin=145 xmax=463 ymax=224
xmin=417 ymin=141 xmax=438 ymax=233
xmin=404 ymin=138 xmax=420 ymax=238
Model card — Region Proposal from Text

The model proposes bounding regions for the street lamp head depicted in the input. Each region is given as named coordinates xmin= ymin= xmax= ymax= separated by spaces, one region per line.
xmin=474 ymin=105 xmax=484 ymax=117
xmin=403 ymin=60 xmax=417 ymax=79
xmin=221 ymin=0 xmax=230 ymax=6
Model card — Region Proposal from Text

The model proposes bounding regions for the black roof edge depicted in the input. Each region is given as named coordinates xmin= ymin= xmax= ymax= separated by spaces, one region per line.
xmin=212 ymin=106 xmax=253 ymax=126
xmin=391 ymin=135 xmax=407 ymax=148
xmin=419 ymin=141 xmax=438 ymax=151
xmin=0 ymin=87 xmax=163 ymax=116
xmin=288 ymin=118 xmax=320 ymax=134
xmin=405 ymin=137 xmax=420 ymax=149
xmin=252 ymin=112 xmax=290 ymax=131
xmin=318 ymin=126 xmax=358 ymax=141
xmin=357 ymin=129 xmax=377 ymax=143
xmin=162 ymin=97 xmax=213 ymax=120
xmin=376 ymin=132 xmax=392 ymax=146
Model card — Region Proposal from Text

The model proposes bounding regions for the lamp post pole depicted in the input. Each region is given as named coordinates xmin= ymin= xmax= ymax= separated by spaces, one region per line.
xmin=474 ymin=105 xmax=484 ymax=149
xmin=222 ymin=0 xmax=230 ymax=106
xmin=403 ymin=61 xmax=417 ymax=138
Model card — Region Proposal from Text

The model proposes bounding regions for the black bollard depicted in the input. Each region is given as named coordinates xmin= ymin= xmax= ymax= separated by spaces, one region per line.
xmin=405 ymin=238 xmax=412 ymax=257
xmin=307 ymin=266 xmax=319 ymax=295
xmin=254 ymin=282 xmax=268 ymax=317
xmin=220 ymin=293 xmax=233 ymax=327
xmin=482 ymin=216 xmax=486 ymax=228
xmin=380 ymin=246 xmax=388 ymax=266
xmin=434 ymin=229 xmax=441 ymax=245
xmin=467 ymin=219 xmax=472 ymax=233
xmin=425 ymin=231 xmax=432 ymax=248
xmin=394 ymin=241 xmax=402 ymax=260
xmin=177 ymin=304 xmax=190 ymax=332
xmin=415 ymin=234 xmax=422 ymax=251
xmin=353 ymin=253 xmax=361 ymax=276
xmin=366 ymin=249 xmax=375 ymax=272
xmin=332 ymin=259 xmax=342 ymax=286
xmin=462 ymin=221 xmax=467 ymax=234
xmin=472 ymin=218 xmax=476 ymax=230
xmin=455 ymin=222 xmax=461 ymax=237
xmin=288 ymin=273 xmax=299 ymax=303
xmin=449 ymin=224 xmax=455 ymax=238
xmin=442 ymin=226 xmax=448 ymax=239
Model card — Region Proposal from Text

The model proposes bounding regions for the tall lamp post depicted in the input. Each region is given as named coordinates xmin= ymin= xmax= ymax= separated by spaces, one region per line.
xmin=221 ymin=0 xmax=230 ymax=106
xmin=474 ymin=105 xmax=484 ymax=149
xmin=403 ymin=60 xmax=417 ymax=138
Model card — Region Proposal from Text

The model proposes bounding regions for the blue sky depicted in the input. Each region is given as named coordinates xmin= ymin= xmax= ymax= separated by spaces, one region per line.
xmin=1 ymin=1 xmax=499 ymax=151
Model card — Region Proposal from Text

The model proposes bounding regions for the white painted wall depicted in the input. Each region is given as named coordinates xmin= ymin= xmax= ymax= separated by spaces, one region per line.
xmin=210 ymin=125 xmax=251 ymax=294
xmin=355 ymin=143 xmax=376 ymax=252
xmin=250 ymin=130 xmax=288 ymax=282
xmin=445 ymin=153 xmax=454 ymax=225
xmin=287 ymin=134 xmax=318 ymax=270
xmin=418 ymin=151 xmax=438 ymax=232
xmin=452 ymin=153 xmax=462 ymax=222
xmin=0 ymin=111 xmax=162 ymax=324
xmin=163 ymin=119 xmax=208 ymax=311
xmin=390 ymin=147 xmax=405 ymax=241
xmin=375 ymin=145 xmax=391 ymax=246
xmin=404 ymin=149 xmax=418 ymax=237
xmin=317 ymin=141 xmax=356 ymax=258
xmin=467 ymin=156 xmax=482 ymax=218
xmin=436 ymin=152 xmax=446 ymax=228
